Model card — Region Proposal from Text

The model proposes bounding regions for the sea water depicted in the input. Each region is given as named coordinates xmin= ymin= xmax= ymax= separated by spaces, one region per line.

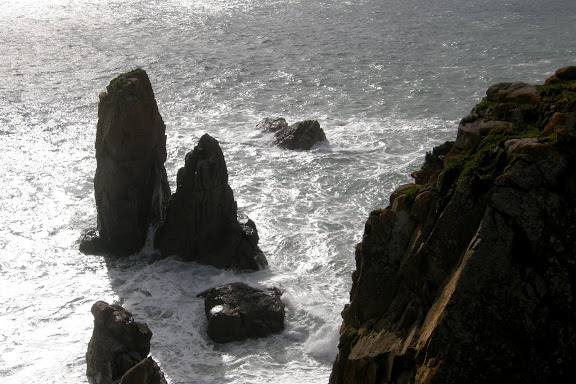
xmin=0 ymin=0 xmax=574 ymax=382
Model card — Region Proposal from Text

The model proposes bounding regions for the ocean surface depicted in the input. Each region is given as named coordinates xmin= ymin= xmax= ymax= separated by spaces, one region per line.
xmin=0 ymin=0 xmax=574 ymax=382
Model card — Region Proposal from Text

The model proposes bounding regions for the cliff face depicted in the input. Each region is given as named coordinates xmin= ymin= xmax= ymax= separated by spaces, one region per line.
xmin=331 ymin=67 xmax=576 ymax=383
xmin=94 ymin=69 xmax=170 ymax=255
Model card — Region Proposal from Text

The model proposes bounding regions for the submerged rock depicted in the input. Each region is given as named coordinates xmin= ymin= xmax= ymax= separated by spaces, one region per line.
xmin=330 ymin=68 xmax=576 ymax=383
xmin=157 ymin=134 xmax=267 ymax=270
xmin=256 ymin=117 xmax=289 ymax=133
xmin=198 ymin=282 xmax=285 ymax=343
xmin=257 ymin=117 xmax=328 ymax=150
xmin=92 ymin=68 xmax=170 ymax=256
xmin=86 ymin=301 xmax=153 ymax=384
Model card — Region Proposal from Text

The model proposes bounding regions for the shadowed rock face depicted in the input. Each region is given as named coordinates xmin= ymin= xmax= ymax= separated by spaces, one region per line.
xmin=157 ymin=134 xmax=267 ymax=270
xmin=119 ymin=357 xmax=167 ymax=384
xmin=93 ymin=68 xmax=170 ymax=256
xmin=86 ymin=301 xmax=153 ymax=384
xmin=330 ymin=68 xmax=576 ymax=383
xmin=198 ymin=282 xmax=285 ymax=343
xmin=257 ymin=117 xmax=328 ymax=150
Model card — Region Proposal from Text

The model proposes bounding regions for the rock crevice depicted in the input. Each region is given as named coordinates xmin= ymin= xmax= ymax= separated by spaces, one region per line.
xmin=331 ymin=66 xmax=576 ymax=383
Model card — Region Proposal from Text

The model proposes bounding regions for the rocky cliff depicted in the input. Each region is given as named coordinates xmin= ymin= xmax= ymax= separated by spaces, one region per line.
xmin=93 ymin=68 xmax=170 ymax=256
xmin=330 ymin=67 xmax=576 ymax=383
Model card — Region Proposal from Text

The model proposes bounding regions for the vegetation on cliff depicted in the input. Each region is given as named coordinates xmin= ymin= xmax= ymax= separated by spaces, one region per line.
xmin=331 ymin=67 xmax=576 ymax=383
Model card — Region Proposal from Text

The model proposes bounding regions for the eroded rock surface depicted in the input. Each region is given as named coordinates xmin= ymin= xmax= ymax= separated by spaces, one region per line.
xmin=119 ymin=357 xmax=167 ymax=384
xmin=257 ymin=117 xmax=328 ymax=150
xmin=331 ymin=68 xmax=576 ymax=383
xmin=86 ymin=301 xmax=153 ymax=384
xmin=91 ymin=68 xmax=170 ymax=256
xmin=157 ymin=134 xmax=267 ymax=270
xmin=198 ymin=282 xmax=285 ymax=343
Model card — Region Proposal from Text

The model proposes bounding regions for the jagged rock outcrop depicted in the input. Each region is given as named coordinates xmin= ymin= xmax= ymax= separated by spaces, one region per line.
xmin=257 ymin=117 xmax=328 ymax=150
xmin=156 ymin=134 xmax=267 ymax=270
xmin=256 ymin=117 xmax=289 ymax=133
xmin=198 ymin=282 xmax=285 ymax=343
xmin=331 ymin=67 xmax=576 ymax=383
xmin=119 ymin=357 xmax=167 ymax=384
xmin=89 ymin=68 xmax=170 ymax=256
xmin=86 ymin=301 xmax=156 ymax=384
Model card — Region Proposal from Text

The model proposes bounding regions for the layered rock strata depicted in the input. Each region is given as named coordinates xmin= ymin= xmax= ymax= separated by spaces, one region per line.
xmin=92 ymin=68 xmax=170 ymax=256
xmin=331 ymin=66 xmax=576 ymax=383
xmin=157 ymin=134 xmax=267 ymax=270
xmin=257 ymin=117 xmax=328 ymax=150
xmin=86 ymin=301 xmax=162 ymax=384
xmin=198 ymin=282 xmax=285 ymax=343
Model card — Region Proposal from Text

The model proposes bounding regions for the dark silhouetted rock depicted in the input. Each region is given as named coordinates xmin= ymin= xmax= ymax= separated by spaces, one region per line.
xmin=119 ymin=357 xmax=167 ymax=384
xmin=86 ymin=301 xmax=153 ymax=384
xmin=330 ymin=68 xmax=576 ymax=383
xmin=157 ymin=134 xmax=267 ymax=270
xmin=256 ymin=117 xmax=288 ymax=133
xmin=92 ymin=68 xmax=171 ymax=256
xmin=79 ymin=228 xmax=107 ymax=255
xmin=257 ymin=117 xmax=328 ymax=150
xmin=275 ymin=120 xmax=327 ymax=150
xmin=198 ymin=282 xmax=285 ymax=343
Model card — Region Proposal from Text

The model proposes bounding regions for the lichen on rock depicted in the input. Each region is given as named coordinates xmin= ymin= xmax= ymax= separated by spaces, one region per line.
xmin=330 ymin=67 xmax=576 ymax=383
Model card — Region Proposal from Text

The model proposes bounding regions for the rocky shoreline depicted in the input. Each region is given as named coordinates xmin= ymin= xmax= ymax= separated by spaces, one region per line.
xmin=331 ymin=66 xmax=576 ymax=383
xmin=83 ymin=66 xmax=576 ymax=383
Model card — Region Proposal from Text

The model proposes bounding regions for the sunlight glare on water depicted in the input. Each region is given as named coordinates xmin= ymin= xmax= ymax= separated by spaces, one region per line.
xmin=0 ymin=0 xmax=575 ymax=383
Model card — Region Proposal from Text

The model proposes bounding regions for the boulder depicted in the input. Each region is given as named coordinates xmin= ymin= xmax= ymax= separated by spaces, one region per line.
xmin=330 ymin=69 xmax=576 ymax=383
xmin=86 ymin=301 xmax=153 ymax=384
xmin=92 ymin=68 xmax=171 ymax=256
xmin=198 ymin=282 xmax=285 ymax=343
xmin=79 ymin=228 xmax=107 ymax=255
xmin=545 ymin=65 xmax=576 ymax=85
xmin=275 ymin=120 xmax=328 ymax=150
xmin=256 ymin=117 xmax=288 ymax=133
xmin=257 ymin=117 xmax=328 ymax=150
xmin=157 ymin=134 xmax=267 ymax=270
xmin=486 ymin=81 xmax=541 ymax=104
xmin=119 ymin=357 xmax=167 ymax=384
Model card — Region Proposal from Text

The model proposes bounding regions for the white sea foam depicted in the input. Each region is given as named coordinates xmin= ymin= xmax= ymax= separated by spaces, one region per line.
xmin=1 ymin=0 xmax=575 ymax=383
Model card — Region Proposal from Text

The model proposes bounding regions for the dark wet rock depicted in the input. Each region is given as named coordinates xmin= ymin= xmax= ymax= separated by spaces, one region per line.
xmin=92 ymin=68 xmax=170 ymax=256
xmin=79 ymin=228 xmax=107 ymax=255
xmin=86 ymin=301 xmax=153 ymax=384
xmin=275 ymin=120 xmax=328 ymax=150
xmin=156 ymin=134 xmax=267 ymax=271
xmin=256 ymin=117 xmax=288 ymax=133
xmin=198 ymin=282 xmax=285 ymax=343
xmin=330 ymin=68 xmax=576 ymax=383
xmin=257 ymin=117 xmax=328 ymax=150
xmin=119 ymin=357 xmax=167 ymax=384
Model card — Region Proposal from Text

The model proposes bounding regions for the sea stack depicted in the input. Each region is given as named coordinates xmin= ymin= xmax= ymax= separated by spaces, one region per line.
xmin=330 ymin=67 xmax=576 ymax=383
xmin=93 ymin=68 xmax=170 ymax=256
xmin=157 ymin=133 xmax=267 ymax=270
xmin=86 ymin=301 xmax=159 ymax=384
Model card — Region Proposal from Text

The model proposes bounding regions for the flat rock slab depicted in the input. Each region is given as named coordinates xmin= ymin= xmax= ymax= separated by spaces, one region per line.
xmin=198 ymin=282 xmax=285 ymax=343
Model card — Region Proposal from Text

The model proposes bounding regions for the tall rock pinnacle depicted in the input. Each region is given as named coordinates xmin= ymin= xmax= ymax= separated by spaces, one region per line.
xmin=93 ymin=68 xmax=170 ymax=256
xmin=157 ymin=134 xmax=267 ymax=270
